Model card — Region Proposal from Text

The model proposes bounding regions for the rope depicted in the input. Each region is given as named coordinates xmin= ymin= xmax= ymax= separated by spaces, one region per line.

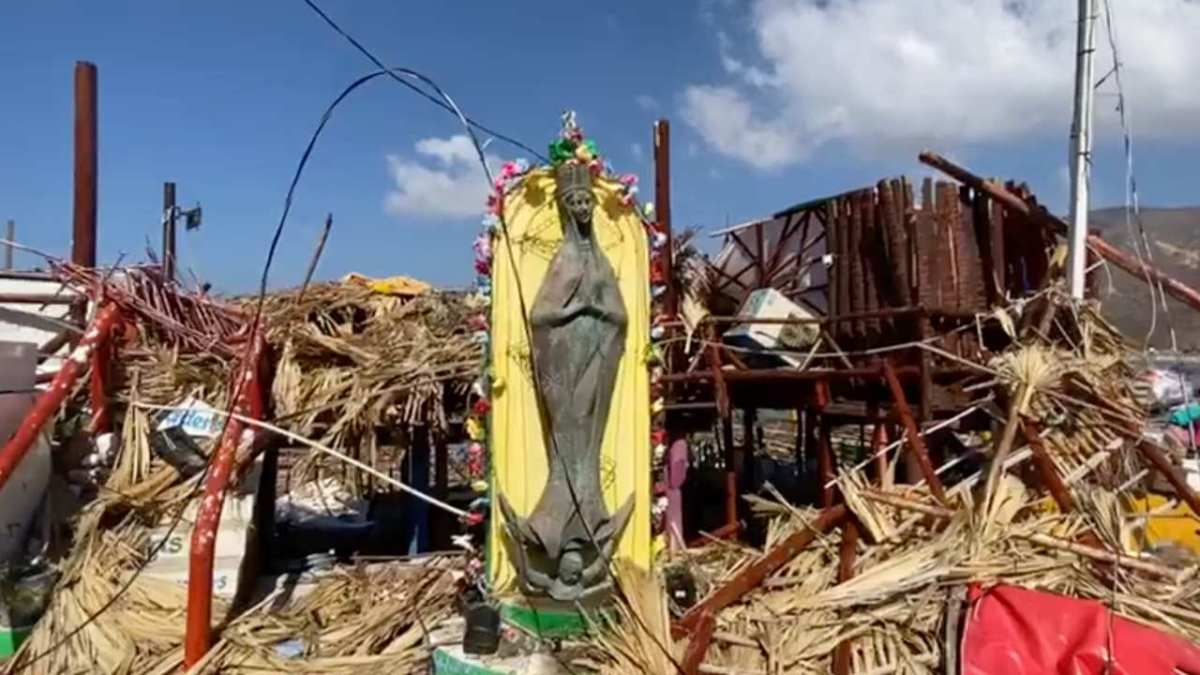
xmin=131 ymin=401 xmax=469 ymax=519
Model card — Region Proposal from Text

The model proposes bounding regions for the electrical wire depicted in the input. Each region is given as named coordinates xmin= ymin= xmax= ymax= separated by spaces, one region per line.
xmin=288 ymin=7 xmax=684 ymax=658
xmin=1099 ymin=0 xmax=1196 ymax=462
xmin=234 ymin=56 xmax=680 ymax=670
xmin=300 ymin=0 xmax=547 ymax=163
xmin=1098 ymin=0 xmax=1178 ymax=353
xmin=16 ymin=61 xmax=674 ymax=672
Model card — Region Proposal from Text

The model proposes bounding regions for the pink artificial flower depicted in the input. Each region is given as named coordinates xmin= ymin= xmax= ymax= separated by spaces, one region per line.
xmin=619 ymin=174 xmax=638 ymax=187
xmin=473 ymin=232 xmax=491 ymax=260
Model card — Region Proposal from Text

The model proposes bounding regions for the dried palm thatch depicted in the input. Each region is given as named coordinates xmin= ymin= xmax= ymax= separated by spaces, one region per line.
xmin=52 ymin=262 xmax=246 ymax=359
xmin=139 ymin=558 xmax=460 ymax=674
xmin=248 ymin=282 xmax=482 ymax=491
xmin=4 ymin=399 xmax=218 ymax=674
xmin=578 ymin=560 xmax=681 ymax=675
xmin=577 ymin=293 xmax=1200 ymax=674
xmin=12 ymin=348 xmax=459 ymax=674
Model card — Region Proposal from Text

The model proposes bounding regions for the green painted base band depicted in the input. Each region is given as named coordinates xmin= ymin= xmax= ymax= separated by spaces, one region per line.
xmin=0 ymin=626 xmax=32 ymax=660
xmin=501 ymin=598 xmax=624 ymax=634
xmin=499 ymin=601 xmax=589 ymax=638
xmin=432 ymin=648 xmax=514 ymax=675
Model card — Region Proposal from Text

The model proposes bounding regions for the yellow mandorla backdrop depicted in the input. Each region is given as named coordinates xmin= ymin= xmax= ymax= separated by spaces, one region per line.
xmin=487 ymin=167 xmax=652 ymax=591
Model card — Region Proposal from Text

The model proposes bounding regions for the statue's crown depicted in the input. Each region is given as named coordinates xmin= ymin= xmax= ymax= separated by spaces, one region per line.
xmin=555 ymin=161 xmax=592 ymax=195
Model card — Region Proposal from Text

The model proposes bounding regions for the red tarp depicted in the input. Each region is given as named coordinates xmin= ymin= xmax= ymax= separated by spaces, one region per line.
xmin=961 ymin=584 xmax=1200 ymax=674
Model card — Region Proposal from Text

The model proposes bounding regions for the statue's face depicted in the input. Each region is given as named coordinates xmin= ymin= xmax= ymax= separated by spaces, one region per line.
xmin=561 ymin=187 xmax=594 ymax=231
xmin=558 ymin=550 xmax=584 ymax=584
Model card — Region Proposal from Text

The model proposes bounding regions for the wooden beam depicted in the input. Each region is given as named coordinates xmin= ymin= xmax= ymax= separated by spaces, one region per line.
xmin=819 ymin=416 xmax=836 ymax=508
xmin=1022 ymin=420 xmax=1074 ymax=512
xmin=831 ymin=520 xmax=860 ymax=675
xmin=919 ymin=151 xmax=1200 ymax=315
xmin=675 ymin=505 xmax=849 ymax=636
xmin=1137 ymin=440 xmax=1200 ymax=517
xmin=681 ymin=610 xmax=716 ymax=675
xmin=881 ymin=360 xmax=948 ymax=504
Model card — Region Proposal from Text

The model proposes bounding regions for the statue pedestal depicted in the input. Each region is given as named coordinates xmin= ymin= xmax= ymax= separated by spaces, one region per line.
xmin=498 ymin=596 xmax=612 ymax=638
xmin=429 ymin=611 xmax=596 ymax=675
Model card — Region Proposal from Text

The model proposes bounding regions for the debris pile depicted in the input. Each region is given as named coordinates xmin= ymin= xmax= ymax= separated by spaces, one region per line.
xmin=152 ymin=558 xmax=459 ymax=674
xmin=2 ymin=268 xmax=474 ymax=674
xmin=250 ymin=280 xmax=481 ymax=490
xmin=583 ymin=290 xmax=1200 ymax=674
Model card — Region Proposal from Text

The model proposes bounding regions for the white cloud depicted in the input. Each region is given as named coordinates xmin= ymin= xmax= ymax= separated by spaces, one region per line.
xmin=635 ymin=94 xmax=660 ymax=111
xmin=682 ymin=86 xmax=805 ymax=169
xmin=630 ymin=142 xmax=645 ymax=160
xmin=384 ymin=135 xmax=498 ymax=219
xmin=717 ymin=30 xmax=774 ymax=88
xmin=683 ymin=0 xmax=1200 ymax=169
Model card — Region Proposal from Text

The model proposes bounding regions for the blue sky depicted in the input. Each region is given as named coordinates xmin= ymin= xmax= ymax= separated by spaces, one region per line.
xmin=2 ymin=1 xmax=1198 ymax=292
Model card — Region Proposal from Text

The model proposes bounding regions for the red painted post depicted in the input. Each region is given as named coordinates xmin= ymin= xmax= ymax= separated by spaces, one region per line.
xmin=89 ymin=315 xmax=113 ymax=434
xmin=183 ymin=332 xmax=265 ymax=666
xmin=0 ymin=303 xmax=119 ymax=491
xmin=818 ymin=416 xmax=835 ymax=507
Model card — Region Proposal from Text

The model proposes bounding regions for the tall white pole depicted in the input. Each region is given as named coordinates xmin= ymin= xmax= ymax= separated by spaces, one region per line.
xmin=1067 ymin=0 xmax=1098 ymax=299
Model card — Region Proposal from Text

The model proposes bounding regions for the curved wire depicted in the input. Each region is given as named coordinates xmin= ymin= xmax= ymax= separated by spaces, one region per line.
xmin=247 ymin=63 xmax=682 ymax=671
xmin=1099 ymin=0 xmax=1177 ymax=351
xmin=301 ymin=0 xmax=547 ymax=163
xmin=16 ymin=63 xmax=679 ymax=673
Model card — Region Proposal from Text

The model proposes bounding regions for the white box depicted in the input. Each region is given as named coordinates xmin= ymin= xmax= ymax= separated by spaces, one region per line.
xmin=723 ymin=288 xmax=820 ymax=367
xmin=144 ymin=492 xmax=257 ymax=599
xmin=0 ymin=341 xmax=47 ymax=565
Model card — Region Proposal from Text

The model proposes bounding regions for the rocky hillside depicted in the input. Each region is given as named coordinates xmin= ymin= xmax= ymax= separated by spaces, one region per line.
xmin=1089 ymin=207 xmax=1200 ymax=351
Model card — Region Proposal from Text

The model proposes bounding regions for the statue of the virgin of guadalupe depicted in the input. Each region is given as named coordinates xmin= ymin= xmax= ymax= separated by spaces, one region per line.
xmin=497 ymin=159 xmax=634 ymax=602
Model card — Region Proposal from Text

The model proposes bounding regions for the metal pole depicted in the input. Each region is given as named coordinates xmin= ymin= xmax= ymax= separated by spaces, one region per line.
xmin=72 ymin=62 xmax=97 ymax=269
xmin=653 ymin=120 xmax=676 ymax=318
xmin=1067 ymin=0 xmax=1097 ymax=299
xmin=163 ymin=182 xmax=177 ymax=282
xmin=4 ymin=220 xmax=13 ymax=269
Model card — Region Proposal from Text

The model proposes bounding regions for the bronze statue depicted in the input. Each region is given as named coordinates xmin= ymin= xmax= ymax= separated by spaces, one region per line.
xmin=498 ymin=160 xmax=634 ymax=602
